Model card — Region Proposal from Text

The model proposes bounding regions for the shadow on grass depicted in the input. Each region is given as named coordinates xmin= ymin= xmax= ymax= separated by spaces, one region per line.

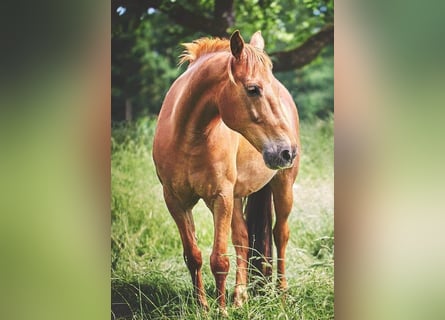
xmin=111 ymin=276 xmax=221 ymax=319
xmin=111 ymin=277 xmax=191 ymax=319
xmin=111 ymin=272 xmax=333 ymax=320
xmin=111 ymin=276 xmax=265 ymax=319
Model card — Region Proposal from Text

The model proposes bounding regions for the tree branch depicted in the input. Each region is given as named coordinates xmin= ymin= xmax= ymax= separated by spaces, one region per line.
xmin=270 ymin=24 xmax=334 ymax=72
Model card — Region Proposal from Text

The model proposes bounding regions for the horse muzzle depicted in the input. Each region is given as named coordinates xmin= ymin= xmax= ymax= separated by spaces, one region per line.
xmin=262 ymin=142 xmax=297 ymax=170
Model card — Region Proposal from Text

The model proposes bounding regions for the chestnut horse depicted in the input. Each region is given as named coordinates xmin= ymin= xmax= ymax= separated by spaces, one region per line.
xmin=152 ymin=30 xmax=300 ymax=312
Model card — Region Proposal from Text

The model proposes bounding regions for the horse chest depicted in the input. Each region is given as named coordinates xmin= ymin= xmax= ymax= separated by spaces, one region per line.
xmin=234 ymin=139 xmax=276 ymax=198
xmin=234 ymin=164 xmax=275 ymax=198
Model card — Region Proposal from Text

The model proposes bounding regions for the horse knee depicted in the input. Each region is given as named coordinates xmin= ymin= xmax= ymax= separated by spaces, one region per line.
xmin=210 ymin=252 xmax=230 ymax=277
xmin=273 ymin=221 xmax=290 ymax=246
xmin=184 ymin=248 xmax=203 ymax=272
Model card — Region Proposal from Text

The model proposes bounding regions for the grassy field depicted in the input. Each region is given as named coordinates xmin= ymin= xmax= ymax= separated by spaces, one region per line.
xmin=111 ymin=116 xmax=334 ymax=319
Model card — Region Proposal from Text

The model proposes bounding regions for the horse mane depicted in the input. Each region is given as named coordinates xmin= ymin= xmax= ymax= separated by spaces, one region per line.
xmin=179 ymin=37 xmax=272 ymax=72
xmin=179 ymin=38 xmax=229 ymax=65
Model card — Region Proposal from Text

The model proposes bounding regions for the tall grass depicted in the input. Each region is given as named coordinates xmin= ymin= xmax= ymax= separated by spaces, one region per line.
xmin=111 ymin=116 xmax=334 ymax=319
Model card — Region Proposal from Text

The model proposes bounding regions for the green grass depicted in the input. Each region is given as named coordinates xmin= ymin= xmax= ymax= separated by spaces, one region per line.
xmin=111 ymin=115 xmax=334 ymax=319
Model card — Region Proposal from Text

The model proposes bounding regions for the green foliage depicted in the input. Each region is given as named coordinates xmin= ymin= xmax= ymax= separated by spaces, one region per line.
xmin=112 ymin=11 xmax=186 ymax=118
xmin=277 ymin=45 xmax=333 ymax=120
xmin=111 ymin=117 xmax=333 ymax=319
xmin=112 ymin=0 xmax=333 ymax=120
xmin=234 ymin=0 xmax=333 ymax=50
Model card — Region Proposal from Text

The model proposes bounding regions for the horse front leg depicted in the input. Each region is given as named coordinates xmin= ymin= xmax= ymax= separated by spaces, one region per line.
xmin=270 ymin=173 xmax=295 ymax=291
xmin=231 ymin=197 xmax=248 ymax=307
xmin=163 ymin=188 xmax=208 ymax=310
xmin=206 ymin=189 xmax=234 ymax=314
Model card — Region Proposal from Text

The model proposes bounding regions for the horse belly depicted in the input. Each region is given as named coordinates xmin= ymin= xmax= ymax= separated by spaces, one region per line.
xmin=234 ymin=138 xmax=276 ymax=198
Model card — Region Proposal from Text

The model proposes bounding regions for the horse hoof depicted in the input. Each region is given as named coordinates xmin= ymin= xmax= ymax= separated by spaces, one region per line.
xmin=217 ymin=307 xmax=229 ymax=317
xmin=233 ymin=296 xmax=247 ymax=308
xmin=233 ymin=285 xmax=248 ymax=307
xmin=277 ymin=277 xmax=288 ymax=291
xmin=198 ymin=299 xmax=209 ymax=312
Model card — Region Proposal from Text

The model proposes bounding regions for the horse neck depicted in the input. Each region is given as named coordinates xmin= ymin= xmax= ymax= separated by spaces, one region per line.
xmin=173 ymin=53 xmax=229 ymax=142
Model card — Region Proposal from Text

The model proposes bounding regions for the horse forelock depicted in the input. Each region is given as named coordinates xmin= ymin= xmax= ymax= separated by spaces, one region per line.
xmin=179 ymin=37 xmax=272 ymax=81
xmin=228 ymin=45 xmax=272 ymax=85
xmin=240 ymin=45 xmax=273 ymax=81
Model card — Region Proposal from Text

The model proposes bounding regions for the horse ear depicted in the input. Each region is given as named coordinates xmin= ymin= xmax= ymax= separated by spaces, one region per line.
xmin=250 ymin=31 xmax=265 ymax=51
xmin=230 ymin=30 xmax=244 ymax=60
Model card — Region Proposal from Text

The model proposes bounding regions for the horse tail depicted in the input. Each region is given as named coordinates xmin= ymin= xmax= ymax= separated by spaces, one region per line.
xmin=245 ymin=183 xmax=273 ymax=284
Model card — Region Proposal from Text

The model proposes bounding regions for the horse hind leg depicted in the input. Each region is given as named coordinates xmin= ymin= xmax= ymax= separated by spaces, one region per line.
xmin=231 ymin=197 xmax=248 ymax=307
xmin=163 ymin=188 xmax=208 ymax=310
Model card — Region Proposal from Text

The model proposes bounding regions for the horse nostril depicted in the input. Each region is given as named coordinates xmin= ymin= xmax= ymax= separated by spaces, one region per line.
xmin=280 ymin=149 xmax=291 ymax=162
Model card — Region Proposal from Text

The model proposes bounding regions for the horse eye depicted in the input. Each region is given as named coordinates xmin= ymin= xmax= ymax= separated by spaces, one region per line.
xmin=246 ymin=85 xmax=261 ymax=97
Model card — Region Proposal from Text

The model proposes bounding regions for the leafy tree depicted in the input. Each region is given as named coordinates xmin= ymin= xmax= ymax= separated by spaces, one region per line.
xmin=279 ymin=45 xmax=333 ymax=120
xmin=112 ymin=0 xmax=333 ymax=120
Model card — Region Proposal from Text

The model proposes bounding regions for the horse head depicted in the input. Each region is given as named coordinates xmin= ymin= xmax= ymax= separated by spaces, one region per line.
xmin=218 ymin=30 xmax=298 ymax=170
